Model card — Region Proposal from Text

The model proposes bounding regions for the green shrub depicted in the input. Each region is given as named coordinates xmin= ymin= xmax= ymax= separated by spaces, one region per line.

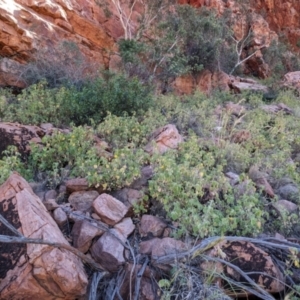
xmin=64 ymin=72 xmax=153 ymax=126
xmin=148 ymin=134 xmax=264 ymax=237
xmin=2 ymin=82 xmax=69 ymax=126
xmin=0 ymin=146 xmax=32 ymax=185
xmin=29 ymin=126 xmax=148 ymax=190
xmin=117 ymin=5 xmax=235 ymax=90
xmin=1 ymin=72 xmax=153 ymax=126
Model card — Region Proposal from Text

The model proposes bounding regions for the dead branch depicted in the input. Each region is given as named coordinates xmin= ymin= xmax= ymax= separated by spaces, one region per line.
xmin=202 ymin=255 xmax=275 ymax=300
xmin=152 ymin=236 xmax=300 ymax=299
xmin=133 ymin=256 xmax=149 ymax=300
xmin=111 ymin=0 xmax=138 ymax=40
xmin=89 ymin=271 xmax=107 ymax=300
xmin=0 ymin=234 xmax=106 ymax=272
xmin=0 ymin=213 xmax=23 ymax=237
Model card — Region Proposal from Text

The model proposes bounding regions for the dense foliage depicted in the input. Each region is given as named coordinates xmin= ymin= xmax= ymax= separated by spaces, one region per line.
xmin=1 ymin=87 xmax=300 ymax=238
xmin=0 ymin=72 xmax=153 ymax=126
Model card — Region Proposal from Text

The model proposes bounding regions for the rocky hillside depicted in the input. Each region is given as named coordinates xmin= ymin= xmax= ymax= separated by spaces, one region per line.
xmin=1 ymin=86 xmax=300 ymax=298
xmin=1 ymin=1 xmax=300 ymax=299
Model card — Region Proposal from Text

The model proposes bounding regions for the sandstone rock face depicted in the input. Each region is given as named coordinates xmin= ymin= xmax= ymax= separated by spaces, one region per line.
xmin=178 ymin=0 xmax=277 ymax=78
xmin=0 ymin=0 xmax=119 ymax=87
xmin=173 ymin=70 xmax=230 ymax=95
xmin=253 ymin=0 xmax=300 ymax=51
xmin=0 ymin=173 xmax=88 ymax=299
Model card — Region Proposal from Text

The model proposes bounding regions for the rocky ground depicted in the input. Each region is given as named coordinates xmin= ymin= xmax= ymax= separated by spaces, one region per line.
xmin=1 ymin=86 xmax=300 ymax=299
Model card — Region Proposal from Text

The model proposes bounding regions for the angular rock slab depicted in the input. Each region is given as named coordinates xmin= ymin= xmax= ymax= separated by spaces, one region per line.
xmin=144 ymin=124 xmax=183 ymax=155
xmin=91 ymin=218 xmax=135 ymax=273
xmin=202 ymin=240 xmax=284 ymax=294
xmin=68 ymin=190 xmax=99 ymax=212
xmin=71 ymin=220 xmax=104 ymax=253
xmin=90 ymin=229 xmax=126 ymax=273
xmin=92 ymin=193 xmax=128 ymax=226
xmin=0 ymin=173 xmax=88 ymax=300
xmin=139 ymin=215 xmax=167 ymax=238
xmin=140 ymin=237 xmax=187 ymax=258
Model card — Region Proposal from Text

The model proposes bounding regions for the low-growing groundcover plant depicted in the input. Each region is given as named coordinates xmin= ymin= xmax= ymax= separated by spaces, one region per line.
xmin=1 ymin=90 xmax=300 ymax=238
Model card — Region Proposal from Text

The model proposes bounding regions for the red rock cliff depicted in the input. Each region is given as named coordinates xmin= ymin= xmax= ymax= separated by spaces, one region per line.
xmin=0 ymin=0 xmax=124 ymax=87
xmin=0 ymin=0 xmax=299 ymax=87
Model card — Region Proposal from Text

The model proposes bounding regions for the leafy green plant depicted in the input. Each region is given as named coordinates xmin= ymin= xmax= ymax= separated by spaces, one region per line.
xmin=117 ymin=5 xmax=235 ymax=91
xmin=2 ymin=82 xmax=69 ymax=126
xmin=1 ymin=71 xmax=153 ymax=126
xmin=56 ymin=71 xmax=154 ymax=126
xmin=0 ymin=146 xmax=32 ymax=185
xmin=29 ymin=126 xmax=148 ymax=190
xmin=148 ymin=134 xmax=264 ymax=237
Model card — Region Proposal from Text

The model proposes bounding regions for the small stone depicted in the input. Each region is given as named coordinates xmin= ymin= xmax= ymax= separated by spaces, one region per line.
xmin=225 ymin=102 xmax=246 ymax=117
xmin=278 ymin=184 xmax=299 ymax=202
xmin=114 ymin=218 xmax=135 ymax=239
xmin=68 ymin=190 xmax=99 ymax=212
xmin=91 ymin=213 xmax=101 ymax=220
xmin=40 ymin=123 xmax=54 ymax=132
xmin=140 ymin=237 xmax=187 ymax=258
xmin=139 ymin=215 xmax=167 ymax=237
xmin=233 ymin=180 xmax=256 ymax=199
xmin=43 ymin=199 xmax=59 ymax=211
xmin=68 ymin=210 xmax=86 ymax=223
xmin=249 ymin=166 xmax=274 ymax=197
xmin=59 ymin=184 xmax=67 ymax=194
xmin=111 ymin=188 xmax=144 ymax=216
xmin=45 ymin=189 xmax=57 ymax=201
xmin=130 ymin=166 xmax=154 ymax=190
xmin=53 ymin=207 xmax=68 ymax=228
xmin=273 ymin=200 xmax=298 ymax=214
xmin=71 ymin=220 xmax=104 ymax=253
xmin=144 ymin=124 xmax=183 ymax=155
xmin=66 ymin=178 xmax=89 ymax=193
xmin=225 ymin=172 xmax=240 ymax=186
xmin=92 ymin=193 xmax=128 ymax=226
xmin=90 ymin=229 xmax=126 ymax=272
xmin=163 ymin=227 xmax=172 ymax=238
xmin=275 ymin=233 xmax=286 ymax=240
